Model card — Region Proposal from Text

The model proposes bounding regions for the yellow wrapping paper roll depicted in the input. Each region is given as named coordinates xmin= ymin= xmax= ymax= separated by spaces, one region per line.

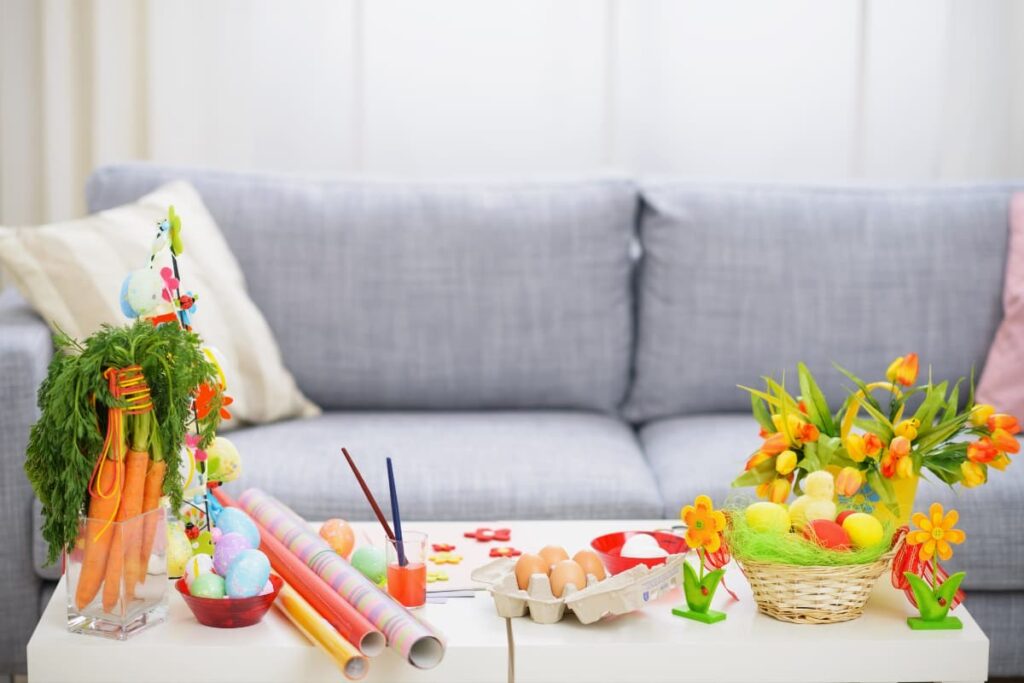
xmin=275 ymin=577 xmax=369 ymax=680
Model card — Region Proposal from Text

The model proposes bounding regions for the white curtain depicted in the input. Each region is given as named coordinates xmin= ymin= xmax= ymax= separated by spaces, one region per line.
xmin=2 ymin=0 xmax=1023 ymax=226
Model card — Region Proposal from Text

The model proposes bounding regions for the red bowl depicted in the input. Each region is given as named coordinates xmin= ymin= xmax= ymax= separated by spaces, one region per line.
xmin=590 ymin=531 xmax=689 ymax=575
xmin=176 ymin=574 xmax=282 ymax=628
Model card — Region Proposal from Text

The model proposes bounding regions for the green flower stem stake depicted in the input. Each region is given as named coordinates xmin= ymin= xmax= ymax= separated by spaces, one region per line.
xmin=900 ymin=503 xmax=967 ymax=630
xmin=673 ymin=495 xmax=727 ymax=624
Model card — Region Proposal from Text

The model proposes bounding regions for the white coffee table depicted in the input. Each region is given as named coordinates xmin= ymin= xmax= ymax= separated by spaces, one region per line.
xmin=27 ymin=520 xmax=989 ymax=682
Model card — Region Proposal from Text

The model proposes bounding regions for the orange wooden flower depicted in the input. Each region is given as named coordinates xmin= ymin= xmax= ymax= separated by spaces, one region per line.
xmin=680 ymin=495 xmax=727 ymax=554
xmin=907 ymin=503 xmax=965 ymax=562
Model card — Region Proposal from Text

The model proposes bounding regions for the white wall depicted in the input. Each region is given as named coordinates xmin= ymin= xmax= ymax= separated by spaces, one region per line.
xmin=2 ymin=0 xmax=1023 ymax=224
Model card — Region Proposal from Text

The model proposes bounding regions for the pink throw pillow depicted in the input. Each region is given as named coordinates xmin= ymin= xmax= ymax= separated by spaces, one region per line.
xmin=977 ymin=192 xmax=1024 ymax=414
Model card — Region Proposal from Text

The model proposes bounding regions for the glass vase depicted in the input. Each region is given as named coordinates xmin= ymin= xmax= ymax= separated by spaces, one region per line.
xmin=66 ymin=507 xmax=168 ymax=639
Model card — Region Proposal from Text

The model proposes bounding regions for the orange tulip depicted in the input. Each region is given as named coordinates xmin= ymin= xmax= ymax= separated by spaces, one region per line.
xmin=745 ymin=451 xmax=772 ymax=471
xmin=835 ymin=467 xmax=863 ymax=496
xmin=889 ymin=436 xmax=911 ymax=459
xmin=961 ymin=461 xmax=986 ymax=487
xmin=761 ymin=432 xmax=788 ymax=456
xmin=775 ymin=449 xmax=797 ymax=475
xmin=991 ymin=428 xmax=1021 ymax=454
xmin=880 ymin=450 xmax=897 ymax=478
xmin=988 ymin=414 xmax=1021 ymax=435
xmin=797 ymin=422 xmax=820 ymax=444
xmin=863 ymin=433 xmax=883 ymax=458
xmin=968 ymin=437 xmax=999 ymax=464
xmin=885 ymin=353 xmax=919 ymax=387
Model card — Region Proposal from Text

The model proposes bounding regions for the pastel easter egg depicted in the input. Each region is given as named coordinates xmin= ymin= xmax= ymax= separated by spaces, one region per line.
xmin=319 ymin=519 xmax=355 ymax=559
xmin=225 ymin=549 xmax=271 ymax=598
xmin=213 ymin=532 xmax=253 ymax=575
xmin=190 ymin=573 xmax=226 ymax=599
xmin=166 ymin=523 xmax=193 ymax=578
xmin=216 ymin=508 xmax=260 ymax=549
xmin=258 ymin=580 xmax=275 ymax=596
xmin=350 ymin=546 xmax=387 ymax=584
xmin=184 ymin=553 xmax=215 ymax=588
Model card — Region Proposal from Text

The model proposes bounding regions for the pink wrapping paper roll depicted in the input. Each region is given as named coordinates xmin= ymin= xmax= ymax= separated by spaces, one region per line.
xmin=238 ymin=489 xmax=445 ymax=669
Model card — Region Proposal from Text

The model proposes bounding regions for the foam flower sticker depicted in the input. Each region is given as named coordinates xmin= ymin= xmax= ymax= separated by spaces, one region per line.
xmin=907 ymin=503 xmax=965 ymax=562
xmin=680 ymin=495 xmax=726 ymax=554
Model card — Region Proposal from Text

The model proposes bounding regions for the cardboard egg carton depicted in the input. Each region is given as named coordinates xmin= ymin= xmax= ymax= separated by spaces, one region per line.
xmin=470 ymin=554 xmax=686 ymax=625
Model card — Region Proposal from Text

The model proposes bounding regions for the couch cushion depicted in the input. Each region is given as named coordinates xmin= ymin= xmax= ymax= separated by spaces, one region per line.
xmin=87 ymin=165 xmax=637 ymax=412
xmin=626 ymin=182 xmax=1021 ymax=422
xmin=640 ymin=414 xmax=1024 ymax=591
xmin=222 ymin=411 xmax=663 ymax=521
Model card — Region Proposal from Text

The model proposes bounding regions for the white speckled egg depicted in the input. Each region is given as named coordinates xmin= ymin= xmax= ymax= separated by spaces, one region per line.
xmin=225 ymin=549 xmax=271 ymax=598
xmin=184 ymin=553 xmax=215 ymax=588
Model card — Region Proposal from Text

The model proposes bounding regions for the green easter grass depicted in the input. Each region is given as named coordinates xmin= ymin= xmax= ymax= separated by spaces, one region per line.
xmin=725 ymin=509 xmax=893 ymax=567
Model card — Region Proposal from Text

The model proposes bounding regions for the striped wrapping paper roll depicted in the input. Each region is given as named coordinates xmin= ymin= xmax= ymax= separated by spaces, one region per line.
xmin=238 ymin=488 xmax=445 ymax=670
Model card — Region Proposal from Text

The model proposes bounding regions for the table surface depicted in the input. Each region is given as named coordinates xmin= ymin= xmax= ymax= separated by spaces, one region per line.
xmin=28 ymin=519 xmax=989 ymax=683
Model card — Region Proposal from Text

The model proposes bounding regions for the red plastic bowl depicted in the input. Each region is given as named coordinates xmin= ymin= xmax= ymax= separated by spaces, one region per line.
xmin=176 ymin=574 xmax=282 ymax=628
xmin=590 ymin=531 xmax=689 ymax=575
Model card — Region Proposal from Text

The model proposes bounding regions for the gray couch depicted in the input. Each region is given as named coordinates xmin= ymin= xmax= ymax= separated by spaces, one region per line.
xmin=2 ymin=165 xmax=1022 ymax=677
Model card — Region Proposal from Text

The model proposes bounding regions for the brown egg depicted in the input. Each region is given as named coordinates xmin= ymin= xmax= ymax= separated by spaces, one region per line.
xmin=572 ymin=550 xmax=607 ymax=581
xmin=514 ymin=554 xmax=549 ymax=590
xmin=549 ymin=560 xmax=587 ymax=598
xmin=538 ymin=545 xmax=569 ymax=568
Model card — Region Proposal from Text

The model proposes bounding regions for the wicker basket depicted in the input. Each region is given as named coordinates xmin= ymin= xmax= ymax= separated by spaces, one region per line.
xmin=738 ymin=552 xmax=894 ymax=624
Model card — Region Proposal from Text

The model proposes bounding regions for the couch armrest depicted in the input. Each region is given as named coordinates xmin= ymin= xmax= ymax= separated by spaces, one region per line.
xmin=0 ymin=294 xmax=51 ymax=674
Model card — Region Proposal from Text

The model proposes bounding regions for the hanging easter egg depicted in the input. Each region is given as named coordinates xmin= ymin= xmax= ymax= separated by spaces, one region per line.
xmin=225 ymin=549 xmax=271 ymax=598
xmin=190 ymin=573 xmax=226 ymax=599
xmin=166 ymin=522 xmax=193 ymax=578
xmin=119 ymin=275 xmax=137 ymax=318
xmin=216 ymin=508 xmax=260 ymax=549
xmin=183 ymin=553 xmax=215 ymax=589
xmin=351 ymin=546 xmax=387 ymax=584
xmin=125 ymin=267 xmax=165 ymax=317
xmin=191 ymin=530 xmax=215 ymax=557
xmin=202 ymin=346 xmax=229 ymax=390
xmin=319 ymin=519 xmax=355 ymax=559
xmin=206 ymin=437 xmax=242 ymax=484
xmin=213 ymin=532 xmax=253 ymax=575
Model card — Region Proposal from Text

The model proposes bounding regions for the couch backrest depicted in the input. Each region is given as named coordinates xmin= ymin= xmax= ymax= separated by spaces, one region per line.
xmin=624 ymin=181 xmax=1021 ymax=422
xmin=87 ymin=165 xmax=637 ymax=412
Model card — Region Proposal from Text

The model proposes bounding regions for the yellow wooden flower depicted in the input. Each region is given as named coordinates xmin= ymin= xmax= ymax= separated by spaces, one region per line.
xmin=907 ymin=503 xmax=966 ymax=561
xmin=680 ymin=495 xmax=727 ymax=553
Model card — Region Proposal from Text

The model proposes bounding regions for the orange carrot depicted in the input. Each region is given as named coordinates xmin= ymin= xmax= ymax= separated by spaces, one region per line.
xmin=74 ymin=461 xmax=121 ymax=610
xmin=130 ymin=458 xmax=167 ymax=591
xmin=101 ymin=449 xmax=149 ymax=612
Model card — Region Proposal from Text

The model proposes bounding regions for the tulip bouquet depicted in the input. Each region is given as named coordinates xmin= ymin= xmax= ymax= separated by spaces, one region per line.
xmin=731 ymin=354 xmax=1020 ymax=521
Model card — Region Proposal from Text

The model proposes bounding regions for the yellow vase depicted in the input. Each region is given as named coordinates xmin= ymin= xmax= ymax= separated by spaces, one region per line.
xmin=870 ymin=475 xmax=919 ymax=527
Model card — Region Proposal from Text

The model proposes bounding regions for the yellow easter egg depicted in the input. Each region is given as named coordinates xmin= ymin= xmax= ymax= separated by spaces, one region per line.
xmin=745 ymin=502 xmax=791 ymax=534
xmin=841 ymin=512 xmax=884 ymax=548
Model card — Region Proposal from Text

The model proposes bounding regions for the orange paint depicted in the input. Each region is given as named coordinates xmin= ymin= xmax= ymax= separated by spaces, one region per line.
xmin=386 ymin=562 xmax=426 ymax=608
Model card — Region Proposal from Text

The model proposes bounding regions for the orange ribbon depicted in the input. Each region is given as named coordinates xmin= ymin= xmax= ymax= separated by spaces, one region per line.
xmin=86 ymin=366 xmax=153 ymax=540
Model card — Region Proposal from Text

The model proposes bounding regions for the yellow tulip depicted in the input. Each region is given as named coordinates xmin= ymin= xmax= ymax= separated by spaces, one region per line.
xmin=970 ymin=403 xmax=995 ymax=428
xmin=775 ymin=449 xmax=797 ymax=475
xmin=961 ymin=461 xmax=986 ymax=488
xmin=845 ymin=433 xmax=866 ymax=462
xmin=768 ymin=478 xmax=791 ymax=504
xmin=889 ymin=436 xmax=911 ymax=459
xmin=894 ymin=418 xmax=920 ymax=441
xmin=990 ymin=453 xmax=1012 ymax=471
xmin=896 ymin=454 xmax=914 ymax=479
xmin=835 ymin=466 xmax=863 ymax=496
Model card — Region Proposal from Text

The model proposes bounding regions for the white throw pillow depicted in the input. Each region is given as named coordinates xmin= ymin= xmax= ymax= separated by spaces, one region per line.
xmin=0 ymin=180 xmax=319 ymax=425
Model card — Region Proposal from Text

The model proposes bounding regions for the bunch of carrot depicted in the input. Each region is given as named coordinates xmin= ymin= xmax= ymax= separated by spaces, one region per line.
xmin=74 ymin=366 xmax=169 ymax=613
